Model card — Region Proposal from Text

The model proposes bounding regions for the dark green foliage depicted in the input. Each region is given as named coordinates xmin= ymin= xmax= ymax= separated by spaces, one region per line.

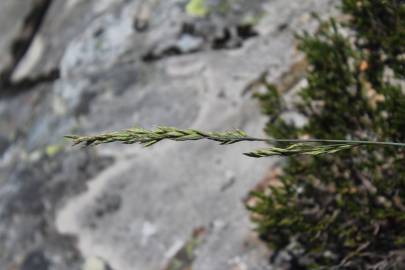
xmin=249 ymin=1 xmax=405 ymax=269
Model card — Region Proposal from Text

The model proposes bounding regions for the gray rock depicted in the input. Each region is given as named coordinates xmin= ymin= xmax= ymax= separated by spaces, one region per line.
xmin=0 ymin=0 xmax=32 ymax=73
xmin=177 ymin=34 xmax=204 ymax=52
xmin=0 ymin=0 xmax=337 ymax=269
xmin=0 ymin=149 xmax=114 ymax=270
xmin=82 ymin=257 xmax=114 ymax=270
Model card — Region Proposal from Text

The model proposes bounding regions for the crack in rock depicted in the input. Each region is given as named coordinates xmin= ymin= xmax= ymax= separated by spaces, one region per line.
xmin=0 ymin=0 xmax=54 ymax=91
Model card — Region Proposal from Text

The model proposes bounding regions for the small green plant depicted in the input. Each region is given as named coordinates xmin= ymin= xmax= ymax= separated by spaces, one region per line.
xmin=186 ymin=0 xmax=209 ymax=17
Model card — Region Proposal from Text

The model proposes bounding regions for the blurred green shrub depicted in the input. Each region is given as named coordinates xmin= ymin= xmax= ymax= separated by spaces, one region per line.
xmin=248 ymin=0 xmax=405 ymax=269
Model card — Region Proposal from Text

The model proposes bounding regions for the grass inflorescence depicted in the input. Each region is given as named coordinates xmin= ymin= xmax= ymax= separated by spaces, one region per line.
xmin=66 ymin=126 xmax=405 ymax=158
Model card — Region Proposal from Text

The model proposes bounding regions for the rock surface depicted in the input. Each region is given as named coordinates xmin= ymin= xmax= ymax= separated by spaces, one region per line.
xmin=0 ymin=0 xmax=32 ymax=72
xmin=0 ymin=0 xmax=336 ymax=269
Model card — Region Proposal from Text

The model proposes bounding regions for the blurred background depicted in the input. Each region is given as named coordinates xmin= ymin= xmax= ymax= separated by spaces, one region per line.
xmin=0 ymin=0 xmax=336 ymax=269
